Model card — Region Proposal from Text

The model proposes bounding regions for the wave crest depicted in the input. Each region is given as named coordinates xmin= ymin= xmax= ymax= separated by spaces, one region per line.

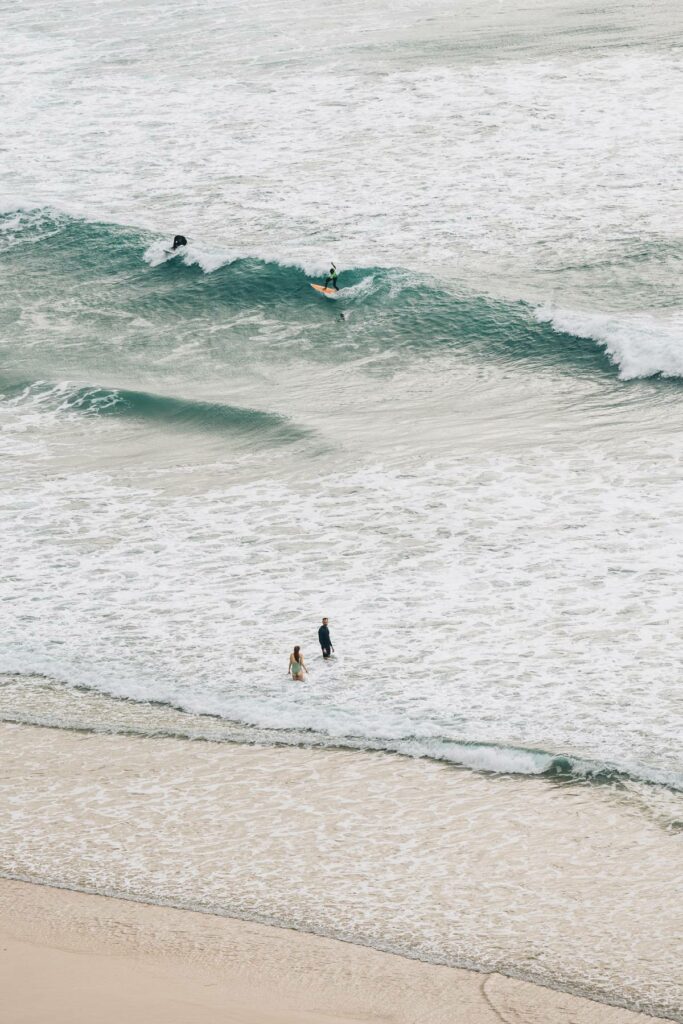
xmin=536 ymin=306 xmax=683 ymax=380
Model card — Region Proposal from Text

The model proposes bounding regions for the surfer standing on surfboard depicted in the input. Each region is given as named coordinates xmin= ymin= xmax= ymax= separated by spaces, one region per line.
xmin=323 ymin=263 xmax=339 ymax=291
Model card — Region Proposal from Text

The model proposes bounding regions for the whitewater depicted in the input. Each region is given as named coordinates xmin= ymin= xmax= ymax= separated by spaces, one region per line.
xmin=1 ymin=0 xmax=682 ymax=1018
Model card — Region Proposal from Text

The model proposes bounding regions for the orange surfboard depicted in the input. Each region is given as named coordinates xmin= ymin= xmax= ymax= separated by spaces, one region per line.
xmin=310 ymin=283 xmax=339 ymax=298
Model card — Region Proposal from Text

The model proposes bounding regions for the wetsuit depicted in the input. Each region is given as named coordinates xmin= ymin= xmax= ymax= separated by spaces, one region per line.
xmin=318 ymin=624 xmax=333 ymax=658
xmin=172 ymin=234 xmax=188 ymax=250
xmin=323 ymin=266 xmax=339 ymax=291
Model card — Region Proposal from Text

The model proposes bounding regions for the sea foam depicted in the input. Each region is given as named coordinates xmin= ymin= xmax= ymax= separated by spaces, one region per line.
xmin=537 ymin=307 xmax=683 ymax=379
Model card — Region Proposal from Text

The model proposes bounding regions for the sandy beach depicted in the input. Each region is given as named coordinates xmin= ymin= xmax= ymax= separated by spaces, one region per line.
xmin=0 ymin=716 xmax=681 ymax=1022
xmin=0 ymin=877 xmax=674 ymax=1024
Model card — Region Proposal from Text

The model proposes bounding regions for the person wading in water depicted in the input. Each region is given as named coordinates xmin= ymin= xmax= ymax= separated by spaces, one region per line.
xmin=289 ymin=645 xmax=308 ymax=680
xmin=318 ymin=617 xmax=333 ymax=659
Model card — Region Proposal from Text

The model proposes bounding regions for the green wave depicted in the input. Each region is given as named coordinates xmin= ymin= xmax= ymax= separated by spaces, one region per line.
xmin=1 ymin=208 xmax=679 ymax=382
xmin=0 ymin=379 xmax=310 ymax=442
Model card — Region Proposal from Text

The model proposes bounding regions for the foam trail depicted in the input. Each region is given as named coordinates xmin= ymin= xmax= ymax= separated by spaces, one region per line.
xmin=143 ymin=238 xmax=237 ymax=273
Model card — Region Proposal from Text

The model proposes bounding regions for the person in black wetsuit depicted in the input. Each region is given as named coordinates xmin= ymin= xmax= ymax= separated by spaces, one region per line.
xmin=323 ymin=263 xmax=339 ymax=291
xmin=318 ymin=617 xmax=333 ymax=659
xmin=172 ymin=234 xmax=188 ymax=250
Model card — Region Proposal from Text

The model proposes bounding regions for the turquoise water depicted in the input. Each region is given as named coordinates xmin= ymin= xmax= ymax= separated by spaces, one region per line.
xmin=1 ymin=0 xmax=682 ymax=1014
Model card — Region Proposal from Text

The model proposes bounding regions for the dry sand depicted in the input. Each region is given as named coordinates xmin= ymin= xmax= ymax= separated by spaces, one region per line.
xmin=0 ymin=878 xmax=673 ymax=1024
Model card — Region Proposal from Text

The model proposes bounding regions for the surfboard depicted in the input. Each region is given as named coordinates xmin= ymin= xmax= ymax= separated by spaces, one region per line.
xmin=310 ymin=283 xmax=339 ymax=298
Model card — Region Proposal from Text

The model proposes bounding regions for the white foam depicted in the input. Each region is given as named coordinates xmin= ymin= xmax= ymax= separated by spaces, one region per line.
xmin=142 ymin=240 xmax=177 ymax=268
xmin=179 ymin=246 xmax=234 ymax=274
xmin=1 ymin=430 xmax=682 ymax=784
xmin=142 ymin=239 xmax=238 ymax=273
xmin=536 ymin=306 xmax=683 ymax=379
xmin=338 ymin=274 xmax=378 ymax=299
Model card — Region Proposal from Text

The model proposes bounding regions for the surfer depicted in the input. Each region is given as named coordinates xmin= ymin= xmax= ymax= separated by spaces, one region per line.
xmin=318 ymin=617 xmax=334 ymax=659
xmin=289 ymin=645 xmax=308 ymax=681
xmin=323 ymin=263 xmax=339 ymax=291
xmin=171 ymin=234 xmax=187 ymax=250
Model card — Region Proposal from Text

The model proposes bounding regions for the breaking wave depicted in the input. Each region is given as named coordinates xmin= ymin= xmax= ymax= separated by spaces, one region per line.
xmin=2 ymin=207 xmax=680 ymax=380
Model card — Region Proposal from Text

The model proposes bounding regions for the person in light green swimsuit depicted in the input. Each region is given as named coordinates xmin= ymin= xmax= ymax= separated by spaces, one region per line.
xmin=289 ymin=645 xmax=307 ymax=681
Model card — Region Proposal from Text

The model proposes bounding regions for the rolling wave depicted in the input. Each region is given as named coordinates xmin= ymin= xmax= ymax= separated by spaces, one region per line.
xmin=2 ymin=207 xmax=680 ymax=381
xmin=0 ymin=379 xmax=309 ymax=441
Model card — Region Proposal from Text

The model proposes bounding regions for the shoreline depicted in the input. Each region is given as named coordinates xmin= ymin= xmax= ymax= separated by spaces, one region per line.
xmin=1 ymin=720 xmax=681 ymax=1020
xmin=0 ymin=877 xmax=674 ymax=1024
xmin=4 ymin=869 xmax=680 ymax=1023
xmin=3 ymin=670 xmax=682 ymax=796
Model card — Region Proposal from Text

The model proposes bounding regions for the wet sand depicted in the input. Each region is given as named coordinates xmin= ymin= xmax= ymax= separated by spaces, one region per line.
xmin=0 ymin=878 xmax=673 ymax=1024
xmin=0 ymin=720 xmax=681 ymax=1021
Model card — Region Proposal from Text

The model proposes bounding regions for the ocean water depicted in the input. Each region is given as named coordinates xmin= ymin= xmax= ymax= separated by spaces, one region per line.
xmin=1 ymin=0 xmax=682 ymax=1016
